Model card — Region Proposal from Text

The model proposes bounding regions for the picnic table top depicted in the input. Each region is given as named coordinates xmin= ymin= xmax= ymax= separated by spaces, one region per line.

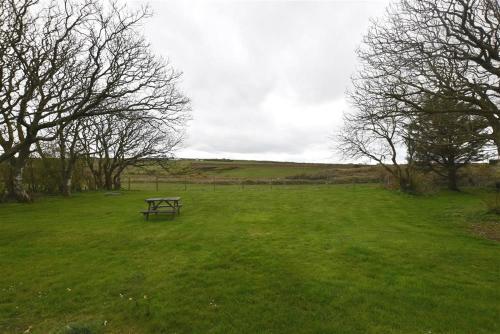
xmin=145 ymin=197 xmax=181 ymax=202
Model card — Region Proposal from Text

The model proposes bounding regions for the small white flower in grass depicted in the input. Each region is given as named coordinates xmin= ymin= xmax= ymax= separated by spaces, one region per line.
xmin=129 ymin=297 xmax=133 ymax=301
xmin=23 ymin=326 xmax=32 ymax=333
xmin=103 ymin=320 xmax=108 ymax=326
xmin=66 ymin=288 xmax=71 ymax=292
xmin=119 ymin=293 xmax=124 ymax=298
xmin=144 ymin=295 xmax=147 ymax=299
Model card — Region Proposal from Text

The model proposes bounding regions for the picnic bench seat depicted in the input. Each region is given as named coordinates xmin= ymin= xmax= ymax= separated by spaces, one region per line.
xmin=141 ymin=197 xmax=182 ymax=220
xmin=141 ymin=209 xmax=176 ymax=215
xmin=141 ymin=204 xmax=183 ymax=215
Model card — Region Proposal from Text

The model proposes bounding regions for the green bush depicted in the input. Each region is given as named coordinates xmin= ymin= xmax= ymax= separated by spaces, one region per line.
xmin=481 ymin=188 xmax=500 ymax=214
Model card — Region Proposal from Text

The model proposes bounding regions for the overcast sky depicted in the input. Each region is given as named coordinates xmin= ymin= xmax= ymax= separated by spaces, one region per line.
xmin=131 ymin=0 xmax=391 ymax=163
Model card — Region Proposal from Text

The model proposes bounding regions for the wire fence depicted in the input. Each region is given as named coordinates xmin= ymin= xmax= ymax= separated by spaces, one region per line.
xmin=118 ymin=179 xmax=375 ymax=197
xmin=0 ymin=172 xmax=381 ymax=197
xmin=1 ymin=162 xmax=498 ymax=196
xmin=122 ymin=174 xmax=377 ymax=192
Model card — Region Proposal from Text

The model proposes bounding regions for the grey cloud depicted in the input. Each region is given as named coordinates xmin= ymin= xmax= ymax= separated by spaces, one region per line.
xmin=190 ymin=124 xmax=320 ymax=155
xmin=130 ymin=0 xmax=390 ymax=162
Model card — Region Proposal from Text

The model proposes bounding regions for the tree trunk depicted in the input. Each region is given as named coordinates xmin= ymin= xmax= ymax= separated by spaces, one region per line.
xmin=113 ymin=174 xmax=121 ymax=190
xmin=399 ymin=176 xmax=412 ymax=193
xmin=104 ymin=172 xmax=113 ymax=191
xmin=61 ymin=173 xmax=73 ymax=196
xmin=60 ymin=160 xmax=76 ymax=197
xmin=398 ymin=168 xmax=415 ymax=193
xmin=3 ymin=153 xmax=31 ymax=202
xmin=492 ymin=125 xmax=500 ymax=157
xmin=93 ymin=172 xmax=102 ymax=190
xmin=89 ymin=167 xmax=103 ymax=190
xmin=447 ymin=167 xmax=459 ymax=191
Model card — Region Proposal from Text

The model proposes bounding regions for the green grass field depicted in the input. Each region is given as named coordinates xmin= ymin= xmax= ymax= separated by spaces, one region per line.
xmin=125 ymin=159 xmax=337 ymax=179
xmin=1 ymin=184 xmax=499 ymax=333
xmin=123 ymin=159 xmax=384 ymax=184
xmin=199 ymin=164 xmax=328 ymax=179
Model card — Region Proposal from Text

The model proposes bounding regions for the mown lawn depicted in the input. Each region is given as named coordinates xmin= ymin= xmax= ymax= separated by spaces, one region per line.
xmin=0 ymin=185 xmax=498 ymax=333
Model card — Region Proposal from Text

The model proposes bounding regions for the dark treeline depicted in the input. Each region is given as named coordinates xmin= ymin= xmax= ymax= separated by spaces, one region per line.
xmin=0 ymin=0 xmax=190 ymax=202
xmin=339 ymin=0 xmax=499 ymax=193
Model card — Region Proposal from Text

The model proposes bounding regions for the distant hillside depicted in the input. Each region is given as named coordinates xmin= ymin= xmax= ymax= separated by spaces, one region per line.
xmin=124 ymin=159 xmax=384 ymax=184
xmin=122 ymin=159 xmax=496 ymax=188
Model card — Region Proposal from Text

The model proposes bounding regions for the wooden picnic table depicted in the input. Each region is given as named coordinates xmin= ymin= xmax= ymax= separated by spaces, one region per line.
xmin=141 ymin=197 xmax=182 ymax=220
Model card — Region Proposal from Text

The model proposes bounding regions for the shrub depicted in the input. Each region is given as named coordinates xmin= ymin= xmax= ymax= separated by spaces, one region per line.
xmin=411 ymin=172 xmax=440 ymax=194
xmin=462 ymin=164 xmax=496 ymax=187
xmin=482 ymin=185 xmax=500 ymax=215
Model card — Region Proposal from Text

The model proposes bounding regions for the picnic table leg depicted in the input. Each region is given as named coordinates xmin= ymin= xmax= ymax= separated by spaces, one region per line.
xmin=166 ymin=200 xmax=176 ymax=216
xmin=146 ymin=202 xmax=152 ymax=221
xmin=174 ymin=201 xmax=180 ymax=215
xmin=154 ymin=200 xmax=163 ymax=218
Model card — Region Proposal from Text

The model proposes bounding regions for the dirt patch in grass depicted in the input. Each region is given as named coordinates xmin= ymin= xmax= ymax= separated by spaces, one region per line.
xmin=471 ymin=220 xmax=500 ymax=241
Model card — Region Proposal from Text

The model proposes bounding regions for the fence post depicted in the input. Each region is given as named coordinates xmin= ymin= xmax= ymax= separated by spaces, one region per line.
xmin=155 ymin=176 xmax=159 ymax=192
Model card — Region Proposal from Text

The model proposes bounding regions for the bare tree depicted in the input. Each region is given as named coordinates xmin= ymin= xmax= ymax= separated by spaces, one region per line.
xmin=338 ymin=102 xmax=416 ymax=192
xmin=34 ymin=119 xmax=86 ymax=196
xmin=0 ymin=0 xmax=189 ymax=201
xmin=80 ymin=110 xmax=184 ymax=191
xmin=353 ymin=0 xmax=500 ymax=154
